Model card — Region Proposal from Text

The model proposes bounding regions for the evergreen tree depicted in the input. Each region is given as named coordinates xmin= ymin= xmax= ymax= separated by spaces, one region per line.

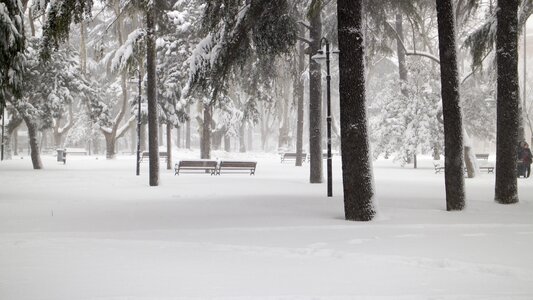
xmin=337 ymin=0 xmax=376 ymax=221
xmin=495 ymin=0 xmax=520 ymax=204
xmin=436 ymin=0 xmax=466 ymax=211
xmin=0 ymin=0 xmax=25 ymax=109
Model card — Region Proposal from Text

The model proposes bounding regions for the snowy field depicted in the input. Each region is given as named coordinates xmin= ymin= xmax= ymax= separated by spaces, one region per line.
xmin=1 ymin=152 xmax=532 ymax=300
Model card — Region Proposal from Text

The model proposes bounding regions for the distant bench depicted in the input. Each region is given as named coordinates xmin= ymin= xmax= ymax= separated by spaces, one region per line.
xmin=216 ymin=161 xmax=257 ymax=175
xmin=280 ymin=152 xmax=307 ymax=163
xmin=174 ymin=160 xmax=217 ymax=175
xmin=433 ymin=154 xmax=494 ymax=174
xmin=475 ymin=153 xmax=494 ymax=173
xmin=66 ymin=148 xmax=88 ymax=155
xmin=140 ymin=151 xmax=168 ymax=163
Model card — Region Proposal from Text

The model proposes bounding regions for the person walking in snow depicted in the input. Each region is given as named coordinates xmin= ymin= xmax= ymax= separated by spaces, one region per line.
xmin=521 ymin=142 xmax=533 ymax=178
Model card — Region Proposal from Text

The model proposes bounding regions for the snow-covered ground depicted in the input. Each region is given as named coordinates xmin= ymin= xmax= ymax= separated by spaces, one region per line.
xmin=1 ymin=152 xmax=532 ymax=300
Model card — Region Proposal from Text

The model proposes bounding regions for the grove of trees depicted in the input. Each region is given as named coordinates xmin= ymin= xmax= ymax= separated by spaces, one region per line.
xmin=1 ymin=0 xmax=529 ymax=220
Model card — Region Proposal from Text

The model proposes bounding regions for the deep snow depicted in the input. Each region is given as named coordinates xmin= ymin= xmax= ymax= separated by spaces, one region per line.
xmin=0 ymin=152 xmax=532 ymax=300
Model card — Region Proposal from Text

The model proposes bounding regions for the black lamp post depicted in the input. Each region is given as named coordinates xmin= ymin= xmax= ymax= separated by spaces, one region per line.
xmin=314 ymin=37 xmax=333 ymax=197
xmin=134 ymin=69 xmax=142 ymax=176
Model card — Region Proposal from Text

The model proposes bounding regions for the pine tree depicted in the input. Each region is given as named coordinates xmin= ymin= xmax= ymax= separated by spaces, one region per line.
xmin=0 ymin=0 xmax=25 ymax=108
xmin=337 ymin=0 xmax=376 ymax=221
xmin=495 ymin=0 xmax=520 ymax=204
xmin=436 ymin=0 xmax=466 ymax=211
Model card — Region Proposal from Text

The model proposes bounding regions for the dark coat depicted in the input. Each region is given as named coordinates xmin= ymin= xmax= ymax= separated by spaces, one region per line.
xmin=521 ymin=148 xmax=533 ymax=165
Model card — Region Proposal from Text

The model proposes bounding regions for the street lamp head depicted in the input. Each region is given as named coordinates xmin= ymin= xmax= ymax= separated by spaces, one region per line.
xmin=312 ymin=51 xmax=326 ymax=63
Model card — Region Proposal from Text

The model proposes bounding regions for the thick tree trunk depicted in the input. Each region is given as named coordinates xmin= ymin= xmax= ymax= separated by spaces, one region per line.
xmin=436 ymin=0 xmax=465 ymax=211
xmin=295 ymin=30 xmax=305 ymax=167
xmin=104 ymin=133 xmax=116 ymax=159
xmin=201 ymin=104 xmax=212 ymax=159
xmin=337 ymin=0 xmax=376 ymax=221
xmin=166 ymin=123 xmax=172 ymax=170
xmin=495 ymin=0 xmax=519 ymax=204
xmin=308 ymin=5 xmax=323 ymax=183
xmin=146 ymin=6 xmax=159 ymax=186
xmin=23 ymin=117 xmax=43 ymax=169
xmin=463 ymin=129 xmax=478 ymax=178
xmin=6 ymin=117 xmax=22 ymax=159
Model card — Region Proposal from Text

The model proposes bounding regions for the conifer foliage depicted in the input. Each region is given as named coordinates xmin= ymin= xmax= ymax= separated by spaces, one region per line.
xmin=0 ymin=0 xmax=25 ymax=106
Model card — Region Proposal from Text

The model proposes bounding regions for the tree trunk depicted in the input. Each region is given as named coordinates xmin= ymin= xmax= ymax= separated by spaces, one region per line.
xmin=308 ymin=5 xmax=323 ymax=183
xmin=201 ymin=104 xmax=212 ymax=159
xmin=247 ymin=123 xmax=253 ymax=151
xmin=23 ymin=117 xmax=43 ymax=169
xmin=295 ymin=29 xmax=305 ymax=167
xmin=141 ymin=124 xmax=147 ymax=151
xmin=146 ymin=6 xmax=159 ymax=186
xmin=186 ymin=105 xmax=191 ymax=149
xmin=495 ymin=0 xmax=519 ymax=204
xmin=130 ymin=125 xmax=135 ymax=154
xmin=396 ymin=13 xmax=409 ymax=97
xmin=159 ymin=124 xmax=163 ymax=147
xmin=166 ymin=123 xmax=172 ymax=170
xmin=224 ymin=134 xmax=231 ymax=152
xmin=463 ymin=128 xmax=478 ymax=178
xmin=436 ymin=0 xmax=465 ymax=211
xmin=176 ymin=125 xmax=181 ymax=148
xmin=239 ymin=122 xmax=246 ymax=152
xmin=337 ymin=0 xmax=376 ymax=221
xmin=104 ymin=133 xmax=116 ymax=159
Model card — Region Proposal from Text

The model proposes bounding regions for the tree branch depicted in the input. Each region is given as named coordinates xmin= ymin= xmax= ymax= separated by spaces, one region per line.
xmin=386 ymin=21 xmax=440 ymax=64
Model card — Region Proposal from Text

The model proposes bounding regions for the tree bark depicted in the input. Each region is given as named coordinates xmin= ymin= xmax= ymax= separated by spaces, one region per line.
xmin=295 ymin=29 xmax=305 ymax=167
xmin=224 ymin=134 xmax=231 ymax=152
xmin=436 ymin=0 xmax=466 ymax=211
xmin=247 ymin=123 xmax=253 ymax=151
xmin=337 ymin=0 xmax=376 ymax=221
xmin=23 ymin=117 xmax=43 ymax=169
xmin=308 ymin=5 xmax=323 ymax=183
xmin=147 ymin=5 xmax=159 ymax=186
xmin=495 ymin=0 xmax=519 ymax=204
xmin=201 ymin=103 xmax=212 ymax=159
xmin=104 ymin=133 xmax=116 ymax=159
xmin=166 ymin=123 xmax=172 ymax=170
xmin=176 ymin=126 xmax=181 ymax=148
xmin=239 ymin=122 xmax=246 ymax=152
xmin=186 ymin=105 xmax=191 ymax=149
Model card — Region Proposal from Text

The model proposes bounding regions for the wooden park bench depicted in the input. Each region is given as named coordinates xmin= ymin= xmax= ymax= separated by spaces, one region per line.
xmin=281 ymin=152 xmax=307 ymax=163
xmin=174 ymin=160 xmax=218 ymax=175
xmin=475 ymin=153 xmax=494 ymax=173
xmin=66 ymin=148 xmax=88 ymax=155
xmin=433 ymin=162 xmax=445 ymax=174
xmin=216 ymin=161 xmax=257 ymax=175
xmin=140 ymin=151 xmax=168 ymax=163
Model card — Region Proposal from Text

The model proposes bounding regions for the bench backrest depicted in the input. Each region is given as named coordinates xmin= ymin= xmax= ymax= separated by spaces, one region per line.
xmin=179 ymin=160 xmax=217 ymax=168
xmin=283 ymin=153 xmax=306 ymax=158
xmin=475 ymin=154 xmax=489 ymax=160
xmin=219 ymin=161 xmax=256 ymax=168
